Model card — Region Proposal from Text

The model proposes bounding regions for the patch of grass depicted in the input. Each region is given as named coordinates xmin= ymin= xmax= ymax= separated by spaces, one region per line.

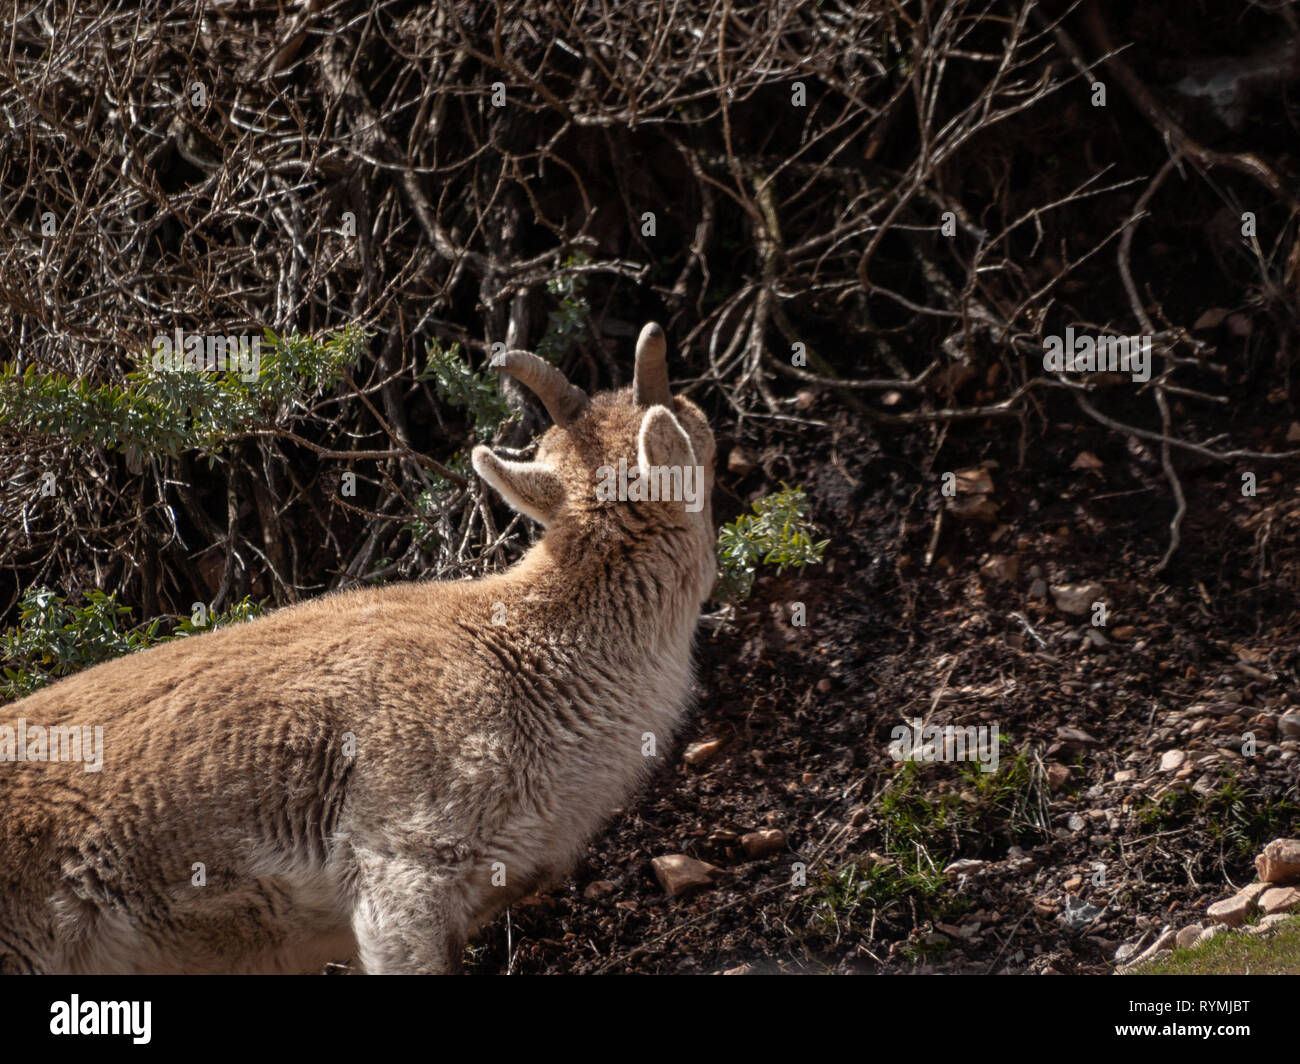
xmin=805 ymin=753 xmax=1049 ymax=937
xmin=876 ymin=752 xmax=1047 ymax=863
xmin=1141 ymin=918 xmax=1300 ymax=975
xmin=1136 ymin=774 xmax=1300 ymax=860
xmin=809 ymin=856 xmax=950 ymax=934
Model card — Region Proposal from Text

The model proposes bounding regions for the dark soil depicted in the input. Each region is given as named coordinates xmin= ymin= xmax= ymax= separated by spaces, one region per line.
xmin=462 ymin=392 xmax=1300 ymax=974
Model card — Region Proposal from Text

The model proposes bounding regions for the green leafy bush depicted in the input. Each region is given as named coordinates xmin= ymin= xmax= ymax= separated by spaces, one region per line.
xmin=715 ymin=484 xmax=828 ymax=601
xmin=536 ymin=254 xmax=591 ymax=363
xmin=0 ymin=587 xmax=262 ymax=701
xmin=418 ymin=341 xmax=513 ymax=441
xmin=0 ymin=325 xmax=367 ymax=461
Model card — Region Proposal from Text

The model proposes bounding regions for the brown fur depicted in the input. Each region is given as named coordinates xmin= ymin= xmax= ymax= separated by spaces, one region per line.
xmin=0 ymin=335 xmax=716 ymax=974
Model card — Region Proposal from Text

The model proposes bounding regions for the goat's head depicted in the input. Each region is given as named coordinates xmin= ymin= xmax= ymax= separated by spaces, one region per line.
xmin=472 ymin=322 xmax=716 ymax=560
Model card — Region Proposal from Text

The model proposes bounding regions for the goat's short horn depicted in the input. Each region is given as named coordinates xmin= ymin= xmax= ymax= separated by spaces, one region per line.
xmin=490 ymin=350 xmax=589 ymax=427
xmin=633 ymin=321 xmax=671 ymax=407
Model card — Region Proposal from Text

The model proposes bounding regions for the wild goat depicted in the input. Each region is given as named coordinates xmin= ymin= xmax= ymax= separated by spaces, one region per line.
xmin=0 ymin=322 xmax=717 ymax=974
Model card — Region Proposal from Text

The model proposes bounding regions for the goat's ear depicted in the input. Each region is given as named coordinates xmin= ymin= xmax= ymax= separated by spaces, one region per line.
xmin=472 ymin=446 xmax=565 ymax=526
xmin=637 ymin=404 xmax=697 ymax=474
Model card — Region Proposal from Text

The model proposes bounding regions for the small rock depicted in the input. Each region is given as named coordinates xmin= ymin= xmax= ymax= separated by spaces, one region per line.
xmin=583 ymin=880 xmax=616 ymax=901
xmin=1112 ymin=625 xmax=1136 ymax=641
xmin=1114 ymin=940 xmax=1142 ymax=964
xmin=1128 ymin=928 xmax=1177 ymax=969
xmin=1246 ymin=913 xmax=1291 ymax=936
xmin=944 ymin=858 xmax=986 ymax=876
xmin=1175 ymin=924 xmax=1203 ymax=949
xmin=1279 ymin=713 xmax=1300 ymax=739
xmin=980 ymin=554 xmax=1020 ymax=583
xmin=1196 ymin=924 xmax=1229 ymax=946
xmin=1055 ymin=725 xmax=1099 ymax=745
xmin=1159 ymin=749 xmax=1187 ymax=772
xmin=683 ymin=739 xmax=722 ymax=766
xmin=727 ymin=447 xmax=756 ymax=476
xmin=1256 ymin=838 xmax=1300 ymax=884
xmin=1258 ymin=885 xmax=1300 ymax=915
xmin=953 ymin=466 xmax=994 ymax=494
xmin=1206 ymin=882 xmax=1269 ymax=927
xmin=948 ymin=494 xmax=999 ymax=523
xmin=740 ymin=828 xmax=786 ymax=859
xmin=1113 ymin=769 xmax=1136 ymax=783
xmin=722 ymin=964 xmax=756 ymax=975
xmin=1051 ymin=582 xmax=1104 ymax=616
xmin=1045 ymin=763 xmax=1071 ymax=790
xmin=651 ymin=854 xmax=721 ymax=897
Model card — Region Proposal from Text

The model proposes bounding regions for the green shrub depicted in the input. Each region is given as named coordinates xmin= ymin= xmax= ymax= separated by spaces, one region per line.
xmin=418 ymin=341 xmax=513 ymax=441
xmin=0 ymin=587 xmax=262 ymax=701
xmin=535 ymin=254 xmax=591 ymax=363
xmin=715 ymin=484 xmax=828 ymax=601
xmin=0 ymin=325 xmax=367 ymax=461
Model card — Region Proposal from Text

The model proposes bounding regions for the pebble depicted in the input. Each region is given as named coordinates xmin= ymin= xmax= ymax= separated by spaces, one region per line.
xmin=1251 ymin=913 xmax=1293 ymax=935
xmin=740 ymin=828 xmax=786 ymax=859
xmin=683 ymin=739 xmax=722 ymax=766
xmin=651 ymin=854 xmax=721 ymax=897
xmin=1051 ymin=582 xmax=1104 ymax=616
xmin=1196 ymin=924 xmax=1229 ymax=946
xmin=1159 ymin=749 xmax=1187 ymax=772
